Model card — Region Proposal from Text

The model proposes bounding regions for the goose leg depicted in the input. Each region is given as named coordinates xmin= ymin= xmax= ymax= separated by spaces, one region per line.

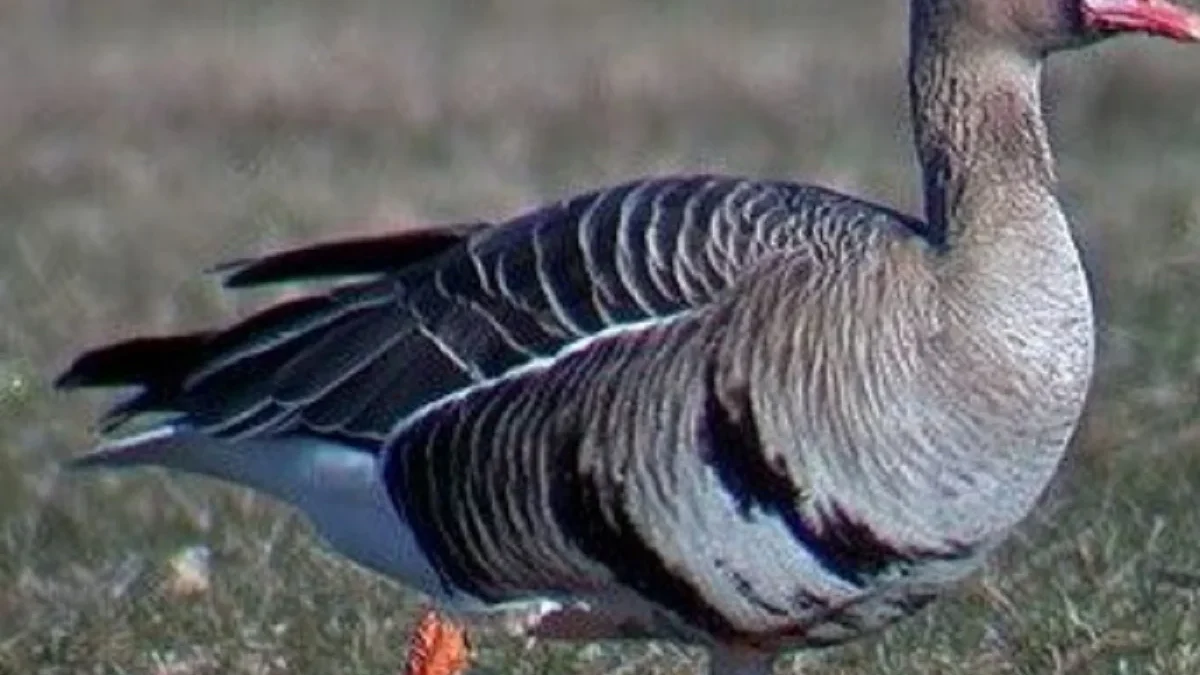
xmin=403 ymin=607 xmax=470 ymax=675
xmin=708 ymin=647 xmax=775 ymax=675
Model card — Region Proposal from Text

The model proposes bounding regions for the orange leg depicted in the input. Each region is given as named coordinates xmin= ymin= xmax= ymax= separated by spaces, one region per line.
xmin=404 ymin=607 xmax=471 ymax=675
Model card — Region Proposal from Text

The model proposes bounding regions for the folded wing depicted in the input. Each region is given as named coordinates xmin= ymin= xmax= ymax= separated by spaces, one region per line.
xmin=58 ymin=175 xmax=914 ymax=451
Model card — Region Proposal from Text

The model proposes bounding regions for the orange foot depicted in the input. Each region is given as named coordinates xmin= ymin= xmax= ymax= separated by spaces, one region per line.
xmin=404 ymin=607 xmax=471 ymax=675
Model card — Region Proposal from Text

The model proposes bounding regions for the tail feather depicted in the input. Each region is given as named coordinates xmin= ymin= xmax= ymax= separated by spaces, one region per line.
xmin=67 ymin=425 xmax=324 ymax=505
xmin=56 ymin=335 xmax=212 ymax=431
xmin=54 ymin=293 xmax=352 ymax=431
xmin=67 ymin=426 xmax=451 ymax=599
xmin=57 ymin=222 xmax=500 ymax=603
xmin=56 ymin=222 xmax=486 ymax=434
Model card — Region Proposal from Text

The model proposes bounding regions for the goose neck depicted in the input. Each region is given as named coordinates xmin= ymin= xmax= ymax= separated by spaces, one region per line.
xmin=908 ymin=18 xmax=1058 ymax=248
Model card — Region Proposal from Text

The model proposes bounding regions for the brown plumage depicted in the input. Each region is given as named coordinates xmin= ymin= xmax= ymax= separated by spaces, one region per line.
xmin=57 ymin=1 xmax=1199 ymax=674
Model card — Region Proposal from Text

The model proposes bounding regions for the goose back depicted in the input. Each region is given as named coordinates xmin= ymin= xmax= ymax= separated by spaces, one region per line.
xmin=62 ymin=175 xmax=926 ymax=448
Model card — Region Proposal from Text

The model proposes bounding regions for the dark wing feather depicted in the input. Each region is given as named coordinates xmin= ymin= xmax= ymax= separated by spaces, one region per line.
xmin=215 ymin=223 xmax=488 ymax=287
xmin=58 ymin=175 xmax=919 ymax=448
xmin=56 ymin=334 xmax=210 ymax=391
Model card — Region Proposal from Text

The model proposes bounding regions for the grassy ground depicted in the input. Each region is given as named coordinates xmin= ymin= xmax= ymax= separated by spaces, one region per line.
xmin=2 ymin=0 xmax=1199 ymax=673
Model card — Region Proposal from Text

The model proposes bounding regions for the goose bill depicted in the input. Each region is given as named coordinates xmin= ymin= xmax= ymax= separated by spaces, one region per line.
xmin=1082 ymin=0 xmax=1200 ymax=41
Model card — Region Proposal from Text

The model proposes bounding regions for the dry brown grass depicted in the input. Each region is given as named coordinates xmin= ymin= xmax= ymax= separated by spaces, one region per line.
xmin=2 ymin=1 xmax=1199 ymax=673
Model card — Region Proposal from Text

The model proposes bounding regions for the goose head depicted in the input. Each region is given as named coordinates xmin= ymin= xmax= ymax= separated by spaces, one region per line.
xmin=916 ymin=0 xmax=1200 ymax=54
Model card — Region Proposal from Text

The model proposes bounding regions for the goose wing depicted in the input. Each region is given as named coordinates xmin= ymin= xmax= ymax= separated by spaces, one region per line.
xmin=60 ymin=174 xmax=944 ymax=646
xmin=59 ymin=174 xmax=919 ymax=448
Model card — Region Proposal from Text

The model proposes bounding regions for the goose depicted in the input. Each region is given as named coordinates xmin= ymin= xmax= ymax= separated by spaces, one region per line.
xmin=57 ymin=0 xmax=1199 ymax=673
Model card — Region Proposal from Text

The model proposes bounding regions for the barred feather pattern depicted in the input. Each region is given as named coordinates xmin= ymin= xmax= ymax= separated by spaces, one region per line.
xmin=57 ymin=0 xmax=1139 ymax=663
xmin=63 ymin=170 xmax=1093 ymax=651
xmin=91 ymin=175 xmax=923 ymax=446
xmin=382 ymin=199 xmax=1091 ymax=650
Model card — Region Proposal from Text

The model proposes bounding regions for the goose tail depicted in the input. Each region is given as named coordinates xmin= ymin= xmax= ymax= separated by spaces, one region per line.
xmin=66 ymin=425 xmax=453 ymax=597
xmin=66 ymin=425 xmax=313 ymax=504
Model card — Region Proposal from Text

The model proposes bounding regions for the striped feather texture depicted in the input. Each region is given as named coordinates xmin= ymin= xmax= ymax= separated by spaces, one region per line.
xmin=58 ymin=0 xmax=1200 ymax=669
xmin=62 ymin=175 xmax=924 ymax=450
xmin=59 ymin=170 xmax=1091 ymax=650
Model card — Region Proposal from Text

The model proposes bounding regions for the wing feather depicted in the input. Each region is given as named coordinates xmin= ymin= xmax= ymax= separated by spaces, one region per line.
xmin=60 ymin=175 xmax=922 ymax=452
xmin=216 ymin=224 xmax=487 ymax=287
xmin=273 ymin=307 xmax=416 ymax=405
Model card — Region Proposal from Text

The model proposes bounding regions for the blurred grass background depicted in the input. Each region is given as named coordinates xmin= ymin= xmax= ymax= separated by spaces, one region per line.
xmin=1 ymin=0 xmax=1199 ymax=673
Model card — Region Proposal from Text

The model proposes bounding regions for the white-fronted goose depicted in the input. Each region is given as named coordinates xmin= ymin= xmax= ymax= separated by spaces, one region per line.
xmin=57 ymin=0 xmax=1200 ymax=673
